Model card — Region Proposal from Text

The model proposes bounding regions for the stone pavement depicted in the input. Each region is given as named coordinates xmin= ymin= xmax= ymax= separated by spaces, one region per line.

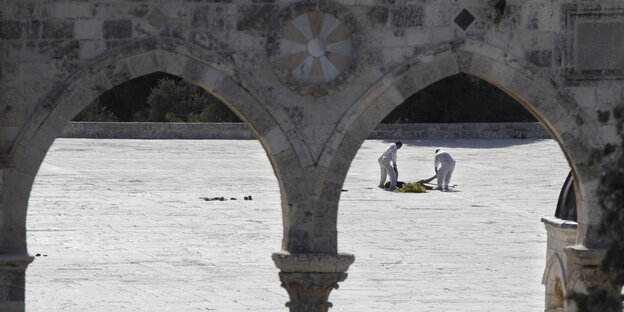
xmin=25 ymin=138 xmax=570 ymax=312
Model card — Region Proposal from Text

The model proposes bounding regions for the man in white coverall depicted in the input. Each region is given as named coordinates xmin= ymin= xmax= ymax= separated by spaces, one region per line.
xmin=378 ymin=141 xmax=402 ymax=190
xmin=434 ymin=149 xmax=455 ymax=191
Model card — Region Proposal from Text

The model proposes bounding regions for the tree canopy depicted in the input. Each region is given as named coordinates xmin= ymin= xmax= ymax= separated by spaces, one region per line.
xmin=382 ymin=73 xmax=536 ymax=123
xmin=74 ymin=72 xmax=535 ymax=123
xmin=73 ymin=72 xmax=241 ymax=123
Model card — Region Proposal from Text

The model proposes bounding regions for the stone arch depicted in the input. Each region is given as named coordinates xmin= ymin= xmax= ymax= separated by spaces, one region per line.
xmin=543 ymin=254 xmax=567 ymax=312
xmin=3 ymin=37 xmax=307 ymax=255
xmin=324 ymin=40 xmax=601 ymax=244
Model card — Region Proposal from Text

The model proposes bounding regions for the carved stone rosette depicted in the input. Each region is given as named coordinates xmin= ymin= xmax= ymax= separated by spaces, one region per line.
xmin=278 ymin=272 xmax=347 ymax=312
xmin=272 ymin=252 xmax=354 ymax=312
xmin=267 ymin=0 xmax=364 ymax=96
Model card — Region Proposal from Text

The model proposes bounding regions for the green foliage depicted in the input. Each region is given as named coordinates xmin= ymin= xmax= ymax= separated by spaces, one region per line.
xmin=94 ymin=72 xmax=170 ymax=121
xmin=569 ymin=104 xmax=624 ymax=311
xmin=75 ymin=72 xmax=534 ymax=124
xmin=567 ymin=285 xmax=623 ymax=312
xmin=72 ymin=99 xmax=118 ymax=122
xmin=146 ymin=77 xmax=240 ymax=122
xmin=382 ymin=73 xmax=536 ymax=123
xmin=596 ymin=104 xmax=624 ymax=287
xmin=73 ymin=72 xmax=240 ymax=123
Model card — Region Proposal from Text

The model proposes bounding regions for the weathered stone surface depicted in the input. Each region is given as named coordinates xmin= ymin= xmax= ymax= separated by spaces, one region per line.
xmin=41 ymin=20 xmax=74 ymax=39
xmin=74 ymin=19 xmax=103 ymax=40
xmin=366 ymin=6 xmax=389 ymax=28
xmin=0 ymin=21 xmax=22 ymax=40
xmin=24 ymin=20 xmax=40 ymax=40
xmin=1 ymin=1 xmax=623 ymax=311
xmin=53 ymin=2 xmax=92 ymax=19
xmin=103 ymin=20 xmax=132 ymax=39
xmin=527 ymin=50 xmax=552 ymax=67
xmin=278 ymin=272 xmax=347 ymax=312
xmin=575 ymin=22 xmax=624 ymax=70
xmin=391 ymin=5 xmax=423 ymax=28
xmin=236 ymin=4 xmax=279 ymax=31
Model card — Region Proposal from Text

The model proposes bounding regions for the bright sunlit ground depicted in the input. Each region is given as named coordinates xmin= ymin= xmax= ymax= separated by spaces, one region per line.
xmin=26 ymin=138 xmax=570 ymax=311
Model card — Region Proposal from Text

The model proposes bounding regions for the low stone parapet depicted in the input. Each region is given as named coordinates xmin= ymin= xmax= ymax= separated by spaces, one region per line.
xmin=61 ymin=122 xmax=256 ymax=139
xmin=61 ymin=122 xmax=550 ymax=140
xmin=370 ymin=122 xmax=549 ymax=140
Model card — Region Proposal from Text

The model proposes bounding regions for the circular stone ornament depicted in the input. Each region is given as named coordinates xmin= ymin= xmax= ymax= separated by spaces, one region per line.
xmin=268 ymin=1 xmax=363 ymax=97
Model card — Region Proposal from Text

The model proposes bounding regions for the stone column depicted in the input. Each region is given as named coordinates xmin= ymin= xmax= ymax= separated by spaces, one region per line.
xmin=0 ymin=254 xmax=34 ymax=312
xmin=272 ymin=252 xmax=354 ymax=312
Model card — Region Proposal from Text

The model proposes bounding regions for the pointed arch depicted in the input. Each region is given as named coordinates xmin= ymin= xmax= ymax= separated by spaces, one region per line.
xmin=2 ymin=37 xmax=308 ymax=254
xmin=543 ymin=254 xmax=567 ymax=312
xmin=323 ymin=40 xmax=602 ymax=243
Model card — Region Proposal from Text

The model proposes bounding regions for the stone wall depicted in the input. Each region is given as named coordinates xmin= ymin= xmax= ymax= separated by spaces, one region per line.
xmin=60 ymin=122 xmax=549 ymax=140
xmin=61 ymin=122 xmax=256 ymax=139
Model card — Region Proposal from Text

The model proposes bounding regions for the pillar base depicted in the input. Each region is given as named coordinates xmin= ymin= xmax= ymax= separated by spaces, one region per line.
xmin=0 ymin=254 xmax=34 ymax=312
xmin=272 ymin=252 xmax=354 ymax=312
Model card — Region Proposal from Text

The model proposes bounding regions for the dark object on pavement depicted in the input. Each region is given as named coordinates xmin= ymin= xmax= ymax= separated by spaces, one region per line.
xmin=200 ymin=197 xmax=227 ymax=201
xmin=384 ymin=181 xmax=405 ymax=188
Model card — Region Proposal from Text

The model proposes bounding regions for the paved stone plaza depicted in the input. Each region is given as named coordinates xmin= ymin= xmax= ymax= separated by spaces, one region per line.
xmin=25 ymin=138 xmax=570 ymax=311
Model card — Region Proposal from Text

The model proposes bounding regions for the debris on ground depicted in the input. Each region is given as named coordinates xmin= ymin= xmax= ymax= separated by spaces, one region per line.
xmin=200 ymin=196 xmax=253 ymax=201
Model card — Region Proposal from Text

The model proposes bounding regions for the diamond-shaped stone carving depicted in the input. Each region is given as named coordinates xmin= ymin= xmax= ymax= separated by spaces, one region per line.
xmin=454 ymin=9 xmax=475 ymax=31
xmin=147 ymin=7 xmax=169 ymax=30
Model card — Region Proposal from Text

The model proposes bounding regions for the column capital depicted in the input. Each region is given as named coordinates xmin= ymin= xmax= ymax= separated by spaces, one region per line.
xmin=272 ymin=251 xmax=354 ymax=273
xmin=564 ymin=245 xmax=606 ymax=266
xmin=272 ymin=252 xmax=354 ymax=311
xmin=0 ymin=254 xmax=34 ymax=270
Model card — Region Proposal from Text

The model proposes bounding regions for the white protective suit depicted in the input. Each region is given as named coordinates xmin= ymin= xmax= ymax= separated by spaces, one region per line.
xmin=378 ymin=143 xmax=399 ymax=189
xmin=434 ymin=151 xmax=455 ymax=190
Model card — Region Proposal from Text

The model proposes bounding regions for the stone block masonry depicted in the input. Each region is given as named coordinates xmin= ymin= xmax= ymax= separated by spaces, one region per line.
xmin=2 ymin=1 xmax=624 ymax=311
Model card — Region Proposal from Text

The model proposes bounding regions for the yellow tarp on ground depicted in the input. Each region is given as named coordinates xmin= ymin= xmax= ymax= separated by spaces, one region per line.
xmin=394 ymin=182 xmax=427 ymax=193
